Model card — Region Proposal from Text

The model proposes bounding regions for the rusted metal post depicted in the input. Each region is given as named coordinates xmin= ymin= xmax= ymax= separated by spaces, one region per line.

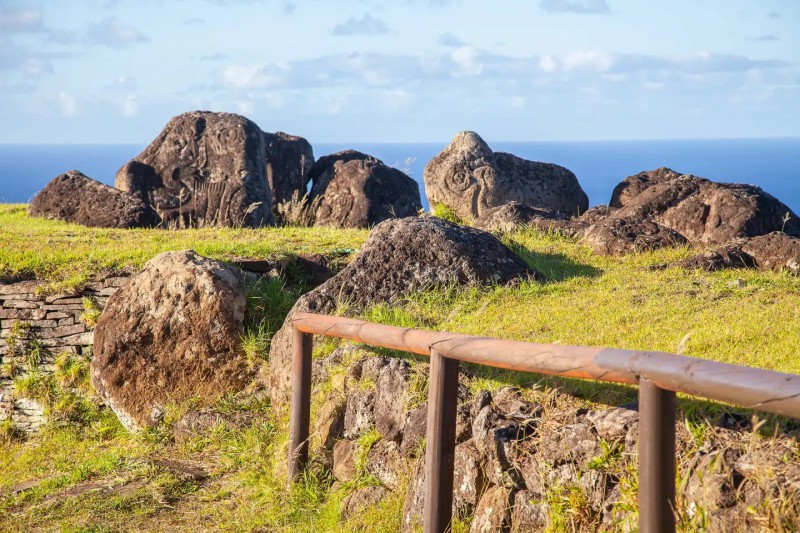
xmin=288 ymin=327 xmax=313 ymax=485
xmin=423 ymin=348 xmax=460 ymax=533
xmin=639 ymin=377 xmax=677 ymax=533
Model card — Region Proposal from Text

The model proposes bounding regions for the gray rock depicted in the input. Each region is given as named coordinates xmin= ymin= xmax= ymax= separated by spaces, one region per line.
xmin=115 ymin=111 xmax=274 ymax=227
xmin=343 ymin=388 xmax=376 ymax=440
xmin=510 ymin=490 xmax=549 ymax=531
xmin=587 ymin=167 xmax=800 ymax=255
xmin=332 ymin=439 xmax=358 ymax=482
xmin=424 ymin=131 xmax=589 ymax=222
xmin=263 ymin=130 xmax=314 ymax=210
xmin=585 ymin=407 xmax=639 ymax=442
xmin=311 ymin=396 xmax=345 ymax=454
xmin=374 ymin=359 xmax=412 ymax=442
xmin=340 ymin=485 xmax=388 ymax=518
xmin=453 ymin=439 xmax=487 ymax=518
xmin=268 ymin=216 xmax=536 ymax=411
xmin=475 ymin=201 xmax=586 ymax=236
xmin=308 ymin=150 xmax=421 ymax=228
xmin=30 ymin=170 xmax=160 ymax=228
xmin=91 ymin=251 xmax=252 ymax=431
xmin=400 ymin=405 xmax=428 ymax=456
xmin=470 ymin=485 xmax=513 ymax=533
xmin=365 ymin=439 xmax=407 ymax=490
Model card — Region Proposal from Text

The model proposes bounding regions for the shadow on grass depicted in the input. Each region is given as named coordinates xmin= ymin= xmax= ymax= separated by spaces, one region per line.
xmin=506 ymin=240 xmax=602 ymax=282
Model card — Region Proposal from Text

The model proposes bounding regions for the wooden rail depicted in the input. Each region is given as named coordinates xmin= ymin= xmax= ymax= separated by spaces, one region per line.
xmin=288 ymin=312 xmax=800 ymax=533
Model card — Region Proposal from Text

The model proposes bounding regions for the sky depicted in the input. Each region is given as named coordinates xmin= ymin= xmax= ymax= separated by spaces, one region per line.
xmin=0 ymin=0 xmax=798 ymax=143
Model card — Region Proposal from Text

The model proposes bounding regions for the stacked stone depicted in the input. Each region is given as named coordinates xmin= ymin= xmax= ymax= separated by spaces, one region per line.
xmin=0 ymin=276 xmax=128 ymax=432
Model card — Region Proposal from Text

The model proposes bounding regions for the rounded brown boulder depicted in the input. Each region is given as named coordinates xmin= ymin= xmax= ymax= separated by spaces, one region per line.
xmin=308 ymin=150 xmax=422 ymax=229
xmin=90 ymin=250 xmax=253 ymax=431
xmin=115 ymin=111 xmax=273 ymax=228
xmin=423 ymin=131 xmax=589 ymax=222
xmin=264 ymin=130 xmax=315 ymax=210
xmin=29 ymin=170 xmax=160 ymax=228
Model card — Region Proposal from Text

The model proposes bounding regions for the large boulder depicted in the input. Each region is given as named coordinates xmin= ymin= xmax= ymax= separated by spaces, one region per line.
xmin=307 ymin=150 xmax=422 ymax=228
xmin=264 ymin=130 xmax=314 ymax=210
xmin=474 ymin=201 xmax=586 ymax=237
xmin=29 ymin=170 xmax=160 ymax=228
xmin=586 ymin=168 xmax=800 ymax=255
xmin=423 ymin=131 xmax=589 ymax=222
xmin=680 ymin=232 xmax=800 ymax=275
xmin=91 ymin=251 xmax=253 ymax=431
xmin=115 ymin=111 xmax=273 ymax=228
xmin=267 ymin=216 xmax=536 ymax=410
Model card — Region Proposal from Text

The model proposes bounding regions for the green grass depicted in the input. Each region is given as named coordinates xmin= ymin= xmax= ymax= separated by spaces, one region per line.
xmin=2 ymin=206 xmax=800 ymax=531
xmin=0 ymin=204 xmax=367 ymax=293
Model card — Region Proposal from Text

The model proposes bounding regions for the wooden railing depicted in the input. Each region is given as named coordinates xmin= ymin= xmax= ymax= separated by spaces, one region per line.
xmin=288 ymin=312 xmax=800 ymax=533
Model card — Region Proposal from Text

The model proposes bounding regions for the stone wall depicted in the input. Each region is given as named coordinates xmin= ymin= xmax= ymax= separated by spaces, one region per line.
xmin=0 ymin=276 xmax=128 ymax=431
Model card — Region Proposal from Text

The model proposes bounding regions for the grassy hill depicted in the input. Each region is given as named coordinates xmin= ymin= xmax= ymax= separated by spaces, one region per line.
xmin=2 ymin=204 xmax=800 ymax=531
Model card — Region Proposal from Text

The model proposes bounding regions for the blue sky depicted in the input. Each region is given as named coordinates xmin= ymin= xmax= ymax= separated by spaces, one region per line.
xmin=0 ymin=0 xmax=797 ymax=143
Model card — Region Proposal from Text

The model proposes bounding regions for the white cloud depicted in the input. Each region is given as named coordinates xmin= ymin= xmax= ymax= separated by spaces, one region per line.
xmin=122 ymin=94 xmax=138 ymax=117
xmin=539 ymin=54 xmax=557 ymax=73
xmin=331 ymin=13 xmax=389 ymax=36
xmin=0 ymin=7 xmax=43 ymax=32
xmin=88 ymin=17 xmax=149 ymax=48
xmin=540 ymin=0 xmax=610 ymax=13
xmin=510 ymin=96 xmax=527 ymax=109
xmin=450 ymin=46 xmax=483 ymax=76
xmin=563 ymin=51 xmax=614 ymax=71
xmin=58 ymin=91 xmax=77 ymax=117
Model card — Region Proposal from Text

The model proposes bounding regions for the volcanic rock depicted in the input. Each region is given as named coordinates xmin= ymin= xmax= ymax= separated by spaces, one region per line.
xmin=29 ymin=170 xmax=160 ymax=228
xmin=115 ymin=111 xmax=273 ymax=227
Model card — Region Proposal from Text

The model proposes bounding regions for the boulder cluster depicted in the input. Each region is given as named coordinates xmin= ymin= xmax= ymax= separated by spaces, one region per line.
xmin=30 ymin=111 xmax=421 ymax=230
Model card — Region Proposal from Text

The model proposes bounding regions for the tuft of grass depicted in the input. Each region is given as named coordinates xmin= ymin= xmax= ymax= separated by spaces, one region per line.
xmin=79 ymin=297 xmax=102 ymax=328
xmin=430 ymin=203 xmax=466 ymax=225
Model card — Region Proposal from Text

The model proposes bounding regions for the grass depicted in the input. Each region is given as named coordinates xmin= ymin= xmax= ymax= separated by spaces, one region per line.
xmin=2 ymin=205 xmax=800 ymax=530
xmin=0 ymin=204 xmax=367 ymax=293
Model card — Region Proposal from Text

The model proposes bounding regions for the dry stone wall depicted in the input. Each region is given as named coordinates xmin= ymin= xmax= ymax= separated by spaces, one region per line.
xmin=0 ymin=276 xmax=128 ymax=431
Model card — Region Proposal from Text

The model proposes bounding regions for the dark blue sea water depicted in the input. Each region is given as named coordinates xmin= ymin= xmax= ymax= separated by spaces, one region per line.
xmin=1 ymin=139 xmax=799 ymax=212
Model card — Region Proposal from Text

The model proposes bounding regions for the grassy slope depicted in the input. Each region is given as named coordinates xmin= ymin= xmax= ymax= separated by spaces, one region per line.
xmin=2 ymin=205 xmax=800 ymax=531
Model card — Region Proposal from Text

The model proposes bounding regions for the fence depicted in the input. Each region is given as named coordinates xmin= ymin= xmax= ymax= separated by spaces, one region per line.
xmin=288 ymin=312 xmax=800 ymax=533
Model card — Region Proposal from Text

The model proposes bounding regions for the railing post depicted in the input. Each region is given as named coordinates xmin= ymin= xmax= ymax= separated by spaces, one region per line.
xmin=638 ymin=377 xmax=676 ymax=533
xmin=288 ymin=327 xmax=313 ymax=485
xmin=423 ymin=348 xmax=460 ymax=533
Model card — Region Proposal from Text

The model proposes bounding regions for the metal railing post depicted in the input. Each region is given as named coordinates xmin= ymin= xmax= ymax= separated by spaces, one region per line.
xmin=639 ymin=377 xmax=677 ymax=533
xmin=288 ymin=327 xmax=313 ymax=485
xmin=423 ymin=348 xmax=460 ymax=533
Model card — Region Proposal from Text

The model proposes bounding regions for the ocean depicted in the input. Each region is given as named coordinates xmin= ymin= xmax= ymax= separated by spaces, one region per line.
xmin=1 ymin=139 xmax=799 ymax=212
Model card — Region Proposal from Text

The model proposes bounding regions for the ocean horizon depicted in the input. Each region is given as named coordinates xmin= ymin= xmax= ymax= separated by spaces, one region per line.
xmin=2 ymin=138 xmax=799 ymax=213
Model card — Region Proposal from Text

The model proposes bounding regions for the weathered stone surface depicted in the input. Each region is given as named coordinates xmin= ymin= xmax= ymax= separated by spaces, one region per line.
xmin=511 ymin=490 xmax=548 ymax=532
xmin=263 ymin=130 xmax=314 ymax=209
xmin=741 ymin=232 xmax=800 ymax=274
xmin=401 ymin=458 xmax=426 ymax=532
xmin=374 ymin=359 xmax=411 ymax=442
xmin=584 ymin=215 xmax=688 ymax=255
xmin=91 ymin=251 xmax=252 ymax=431
xmin=400 ymin=405 xmax=428 ymax=456
xmin=340 ymin=485 xmax=388 ymax=518
xmin=308 ymin=150 xmax=421 ymax=229
xmin=470 ymin=485 xmax=513 ymax=533
xmin=332 ymin=439 xmax=358 ymax=482
xmin=538 ymin=423 xmax=601 ymax=468
xmin=343 ymin=388 xmax=376 ymax=440
xmin=268 ymin=216 xmax=536 ymax=410
xmin=173 ymin=409 xmax=253 ymax=444
xmin=424 ymin=131 xmax=589 ymax=221
xmin=453 ymin=439 xmax=487 ymax=518
xmin=29 ymin=170 xmax=160 ymax=229
xmin=115 ymin=111 xmax=273 ymax=227
xmin=588 ymin=168 xmax=800 ymax=255
xmin=312 ymin=396 xmax=345 ymax=453
xmin=365 ymin=439 xmax=407 ymax=490
xmin=585 ymin=407 xmax=638 ymax=442
xmin=474 ymin=201 xmax=586 ymax=236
